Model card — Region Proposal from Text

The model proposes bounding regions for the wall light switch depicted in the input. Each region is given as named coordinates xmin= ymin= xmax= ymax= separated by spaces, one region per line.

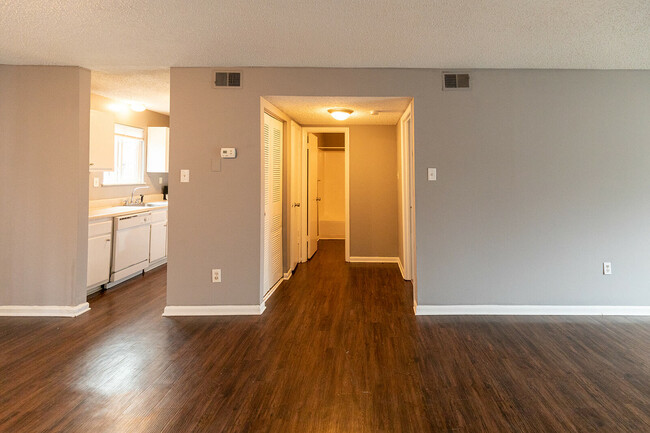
xmin=93 ymin=177 xmax=100 ymax=187
xmin=221 ymin=148 xmax=237 ymax=159
xmin=603 ymin=262 xmax=612 ymax=275
xmin=158 ymin=177 xmax=163 ymax=185
xmin=180 ymin=169 xmax=190 ymax=183
xmin=428 ymin=168 xmax=437 ymax=181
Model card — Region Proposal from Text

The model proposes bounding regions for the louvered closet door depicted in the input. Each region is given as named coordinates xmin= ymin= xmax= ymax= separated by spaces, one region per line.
xmin=263 ymin=113 xmax=283 ymax=294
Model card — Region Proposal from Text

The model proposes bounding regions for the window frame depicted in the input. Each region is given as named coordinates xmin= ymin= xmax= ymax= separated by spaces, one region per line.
xmin=102 ymin=124 xmax=146 ymax=186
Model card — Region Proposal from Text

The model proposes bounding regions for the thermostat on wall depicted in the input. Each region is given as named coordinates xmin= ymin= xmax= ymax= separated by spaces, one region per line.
xmin=221 ymin=148 xmax=237 ymax=159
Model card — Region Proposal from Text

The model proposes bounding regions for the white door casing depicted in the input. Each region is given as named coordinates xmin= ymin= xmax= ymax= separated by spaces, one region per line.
xmin=307 ymin=133 xmax=319 ymax=259
xmin=289 ymin=121 xmax=302 ymax=269
xmin=263 ymin=113 xmax=284 ymax=293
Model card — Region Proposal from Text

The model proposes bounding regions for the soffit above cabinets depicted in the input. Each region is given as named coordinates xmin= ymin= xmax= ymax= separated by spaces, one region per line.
xmin=264 ymin=96 xmax=412 ymax=126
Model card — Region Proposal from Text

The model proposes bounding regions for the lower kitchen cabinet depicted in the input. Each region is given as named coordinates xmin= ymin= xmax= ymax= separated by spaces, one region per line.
xmin=148 ymin=209 xmax=168 ymax=266
xmin=87 ymin=219 xmax=112 ymax=290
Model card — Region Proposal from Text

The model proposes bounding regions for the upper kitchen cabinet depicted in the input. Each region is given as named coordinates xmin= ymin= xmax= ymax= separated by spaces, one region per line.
xmin=89 ymin=110 xmax=115 ymax=171
xmin=147 ymin=126 xmax=169 ymax=173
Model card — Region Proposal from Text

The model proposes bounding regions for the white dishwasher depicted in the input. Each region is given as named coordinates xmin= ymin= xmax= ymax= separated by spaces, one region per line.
xmin=111 ymin=212 xmax=151 ymax=282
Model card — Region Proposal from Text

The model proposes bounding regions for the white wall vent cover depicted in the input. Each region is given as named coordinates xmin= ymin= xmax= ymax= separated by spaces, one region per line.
xmin=213 ymin=71 xmax=242 ymax=88
xmin=442 ymin=72 xmax=470 ymax=90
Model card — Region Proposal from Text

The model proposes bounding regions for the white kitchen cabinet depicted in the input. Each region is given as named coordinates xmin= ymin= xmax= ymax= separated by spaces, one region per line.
xmin=147 ymin=126 xmax=169 ymax=173
xmin=89 ymin=110 xmax=115 ymax=171
xmin=149 ymin=209 xmax=168 ymax=264
xmin=87 ymin=219 xmax=112 ymax=290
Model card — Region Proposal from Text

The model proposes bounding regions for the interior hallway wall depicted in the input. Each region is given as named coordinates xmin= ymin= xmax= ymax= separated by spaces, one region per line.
xmin=169 ymin=68 xmax=650 ymax=308
xmin=0 ymin=65 xmax=90 ymax=307
xmin=88 ymin=93 xmax=169 ymax=201
xmin=318 ymin=149 xmax=345 ymax=239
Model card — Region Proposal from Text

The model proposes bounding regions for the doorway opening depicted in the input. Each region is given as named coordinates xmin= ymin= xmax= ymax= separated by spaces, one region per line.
xmin=303 ymin=128 xmax=350 ymax=262
xmin=260 ymin=96 xmax=416 ymax=311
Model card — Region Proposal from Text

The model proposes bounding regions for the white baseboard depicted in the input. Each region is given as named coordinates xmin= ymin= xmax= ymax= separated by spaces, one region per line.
xmin=163 ymin=303 xmax=266 ymax=316
xmin=0 ymin=302 xmax=90 ymax=317
xmin=348 ymin=256 xmax=399 ymax=264
xmin=263 ymin=278 xmax=284 ymax=303
xmin=415 ymin=305 xmax=650 ymax=316
xmin=145 ymin=258 xmax=167 ymax=272
xmin=397 ymin=257 xmax=405 ymax=279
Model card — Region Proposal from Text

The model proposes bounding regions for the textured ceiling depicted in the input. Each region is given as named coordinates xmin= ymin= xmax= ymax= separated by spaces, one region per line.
xmin=1 ymin=1 xmax=649 ymax=70
xmin=91 ymin=70 xmax=170 ymax=115
xmin=265 ymin=97 xmax=412 ymax=125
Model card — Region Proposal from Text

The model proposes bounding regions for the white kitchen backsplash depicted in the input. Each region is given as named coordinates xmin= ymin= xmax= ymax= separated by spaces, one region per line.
xmin=89 ymin=193 xmax=165 ymax=209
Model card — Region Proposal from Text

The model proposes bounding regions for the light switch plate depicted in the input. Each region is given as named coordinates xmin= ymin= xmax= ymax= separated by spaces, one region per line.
xmin=180 ymin=169 xmax=190 ymax=183
xmin=93 ymin=177 xmax=100 ymax=187
xmin=428 ymin=168 xmax=437 ymax=181
xmin=603 ymin=262 xmax=612 ymax=275
xmin=221 ymin=148 xmax=237 ymax=159
xmin=158 ymin=177 xmax=163 ymax=185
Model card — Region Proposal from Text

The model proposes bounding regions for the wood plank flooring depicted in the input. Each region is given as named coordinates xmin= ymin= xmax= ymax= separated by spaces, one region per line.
xmin=1 ymin=240 xmax=650 ymax=432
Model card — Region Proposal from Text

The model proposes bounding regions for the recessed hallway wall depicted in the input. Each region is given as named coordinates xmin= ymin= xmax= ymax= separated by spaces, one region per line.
xmin=168 ymin=68 xmax=650 ymax=309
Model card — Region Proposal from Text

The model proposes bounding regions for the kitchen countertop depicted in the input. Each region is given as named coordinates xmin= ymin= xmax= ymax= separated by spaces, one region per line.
xmin=89 ymin=201 xmax=168 ymax=220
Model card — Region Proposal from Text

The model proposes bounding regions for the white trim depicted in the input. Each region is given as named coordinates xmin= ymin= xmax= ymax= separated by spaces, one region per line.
xmin=415 ymin=305 xmax=650 ymax=316
xmin=163 ymin=304 xmax=266 ymax=316
xmin=397 ymin=257 xmax=406 ymax=279
xmin=348 ymin=256 xmax=399 ymax=264
xmin=301 ymin=127 xmax=350 ymax=262
xmin=283 ymin=271 xmax=293 ymax=280
xmin=263 ymin=278 xmax=284 ymax=303
xmin=0 ymin=302 xmax=90 ymax=317
xmin=260 ymin=98 xmax=292 ymax=303
xmin=144 ymin=258 xmax=167 ymax=272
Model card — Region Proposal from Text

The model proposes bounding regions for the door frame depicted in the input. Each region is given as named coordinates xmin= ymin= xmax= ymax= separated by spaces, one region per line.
xmin=259 ymin=98 xmax=292 ymax=302
xmin=301 ymin=127 xmax=350 ymax=262
xmin=399 ymin=101 xmax=418 ymax=310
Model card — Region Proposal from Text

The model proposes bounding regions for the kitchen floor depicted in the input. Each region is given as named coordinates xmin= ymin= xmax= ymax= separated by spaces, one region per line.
xmin=1 ymin=241 xmax=650 ymax=432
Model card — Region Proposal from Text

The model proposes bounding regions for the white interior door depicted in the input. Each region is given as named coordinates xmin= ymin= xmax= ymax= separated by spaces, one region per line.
xmin=264 ymin=113 xmax=284 ymax=293
xmin=307 ymin=133 xmax=319 ymax=259
xmin=289 ymin=121 xmax=302 ymax=269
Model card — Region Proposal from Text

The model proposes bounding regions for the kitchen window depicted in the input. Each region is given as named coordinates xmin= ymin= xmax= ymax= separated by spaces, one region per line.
xmin=103 ymin=124 xmax=145 ymax=185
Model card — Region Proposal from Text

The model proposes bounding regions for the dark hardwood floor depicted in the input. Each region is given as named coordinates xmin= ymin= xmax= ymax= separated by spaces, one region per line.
xmin=1 ymin=240 xmax=650 ymax=432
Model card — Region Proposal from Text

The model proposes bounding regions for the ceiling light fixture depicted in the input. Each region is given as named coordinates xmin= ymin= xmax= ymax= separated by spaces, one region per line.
xmin=328 ymin=108 xmax=353 ymax=121
xmin=130 ymin=103 xmax=146 ymax=112
xmin=108 ymin=103 xmax=128 ymax=113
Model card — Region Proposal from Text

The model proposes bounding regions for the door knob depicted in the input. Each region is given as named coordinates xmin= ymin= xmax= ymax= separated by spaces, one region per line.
xmin=316 ymin=197 xmax=321 ymax=201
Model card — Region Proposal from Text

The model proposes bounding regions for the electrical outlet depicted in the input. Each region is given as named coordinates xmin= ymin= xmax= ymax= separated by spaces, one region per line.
xmin=93 ymin=177 xmax=100 ymax=187
xmin=603 ymin=262 xmax=612 ymax=275
xmin=180 ymin=169 xmax=190 ymax=183
xmin=212 ymin=268 xmax=221 ymax=283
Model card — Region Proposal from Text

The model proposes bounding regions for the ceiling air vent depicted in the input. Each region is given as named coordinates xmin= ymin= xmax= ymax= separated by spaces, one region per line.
xmin=442 ymin=72 xmax=470 ymax=90
xmin=213 ymin=71 xmax=242 ymax=88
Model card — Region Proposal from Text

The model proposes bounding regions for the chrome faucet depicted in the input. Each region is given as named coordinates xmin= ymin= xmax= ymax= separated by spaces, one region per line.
xmin=126 ymin=186 xmax=149 ymax=205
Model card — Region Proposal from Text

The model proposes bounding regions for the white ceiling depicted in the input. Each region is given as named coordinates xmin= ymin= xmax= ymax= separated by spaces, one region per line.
xmin=91 ymin=70 xmax=170 ymax=115
xmin=3 ymin=1 xmax=648 ymax=114
xmin=265 ymin=96 xmax=412 ymax=126
xmin=1 ymin=1 xmax=648 ymax=70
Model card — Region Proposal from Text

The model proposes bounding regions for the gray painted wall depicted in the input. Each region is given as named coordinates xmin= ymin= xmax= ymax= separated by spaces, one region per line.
xmin=169 ymin=67 xmax=650 ymax=307
xmin=0 ymin=65 xmax=90 ymax=306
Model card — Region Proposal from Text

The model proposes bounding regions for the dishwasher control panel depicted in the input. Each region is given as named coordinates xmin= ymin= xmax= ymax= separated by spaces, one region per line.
xmin=114 ymin=212 xmax=152 ymax=230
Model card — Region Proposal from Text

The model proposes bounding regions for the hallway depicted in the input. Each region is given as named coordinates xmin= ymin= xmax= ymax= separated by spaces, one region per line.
xmin=1 ymin=240 xmax=649 ymax=432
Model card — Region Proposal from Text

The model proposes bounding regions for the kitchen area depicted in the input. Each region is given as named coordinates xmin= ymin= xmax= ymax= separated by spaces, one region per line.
xmin=86 ymin=89 xmax=170 ymax=295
